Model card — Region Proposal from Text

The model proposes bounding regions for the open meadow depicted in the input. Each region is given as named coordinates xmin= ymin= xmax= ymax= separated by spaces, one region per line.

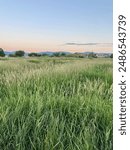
xmin=0 ymin=57 xmax=113 ymax=150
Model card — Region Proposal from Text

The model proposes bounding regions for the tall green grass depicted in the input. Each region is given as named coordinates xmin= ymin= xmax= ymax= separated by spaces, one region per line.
xmin=0 ymin=58 xmax=112 ymax=150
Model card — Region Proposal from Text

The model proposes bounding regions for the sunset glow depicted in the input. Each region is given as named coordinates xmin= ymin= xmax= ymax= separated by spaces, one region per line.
xmin=0 ymin=0 xmax=112 ymax=53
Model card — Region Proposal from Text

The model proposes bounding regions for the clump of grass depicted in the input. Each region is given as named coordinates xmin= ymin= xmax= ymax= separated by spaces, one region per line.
xmin=28 ymin=59 xmax=41 ymax=63
xmin=0 ymin=58 xmax=112 ymax=150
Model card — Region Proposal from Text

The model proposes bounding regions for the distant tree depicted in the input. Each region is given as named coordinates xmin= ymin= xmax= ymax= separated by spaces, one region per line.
xmin=88 ymin=52 xmax=97 ymax=58
xmin=67 ymin=53 xmax=85 ymax=58
xmin=110 ymin=54 xmax=113 ymax=58
xmin=60 ymin=52 xmax=66 ymax=56
xmin=0 ymin=48 xmax=5 ymax=57
xmin=74 ymin=53 xmax=85 ymax=58
xmin=36 ymin=53 xmax=41 ymax=57
xmin=41 ymin=53 xmax=51 ymax=57
xmin=15 ymin=50 xmax=25 ymax=57
xmin=53 ymin=52 xmax=61 ymax=57
xmin=42 ymin=53 xmax=48 ymax=57
xmin=28 ymin=53 xmax=41 ymax=57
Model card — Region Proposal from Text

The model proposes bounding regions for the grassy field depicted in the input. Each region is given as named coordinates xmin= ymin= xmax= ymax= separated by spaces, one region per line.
xmin=0 ymin=57 xmax=113 ymax=150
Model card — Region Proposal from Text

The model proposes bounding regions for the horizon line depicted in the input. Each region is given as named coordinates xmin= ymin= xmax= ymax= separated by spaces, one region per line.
xmin=4 ymin=50 xmax=113 ymax=54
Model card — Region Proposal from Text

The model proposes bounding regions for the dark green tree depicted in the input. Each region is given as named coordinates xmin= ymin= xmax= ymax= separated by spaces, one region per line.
xmin=0 ymin=48 xmax=5 ymax=57
xmin=15 ymin=50 xmax=25 ymax=57
xmin=60 ymin=52 xmax=66 ymax=56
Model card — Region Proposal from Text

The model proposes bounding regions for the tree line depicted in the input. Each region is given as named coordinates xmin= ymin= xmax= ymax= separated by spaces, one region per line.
xmin=0 ymin=48 xmax=113 ymax=58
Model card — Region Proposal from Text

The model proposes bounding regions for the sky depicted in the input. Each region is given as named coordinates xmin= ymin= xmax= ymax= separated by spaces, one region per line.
xmin=0 ymin=0 xmax=113 ymax=53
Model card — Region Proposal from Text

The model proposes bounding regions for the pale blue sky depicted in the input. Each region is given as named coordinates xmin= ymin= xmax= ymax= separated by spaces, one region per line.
xmin=0 ymin=0 xmax=112 ymax=52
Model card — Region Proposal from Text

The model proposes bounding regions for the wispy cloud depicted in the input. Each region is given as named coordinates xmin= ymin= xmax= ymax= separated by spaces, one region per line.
xmin=65 ymin=43 xmax=113 ymax=46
